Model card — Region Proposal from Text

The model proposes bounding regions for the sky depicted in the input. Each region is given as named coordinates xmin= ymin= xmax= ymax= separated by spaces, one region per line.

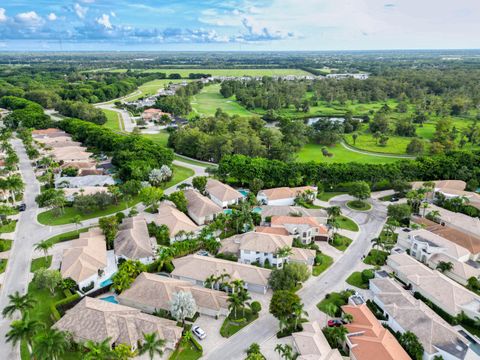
xmin=0 ymin=0 xmax=479 ymax=51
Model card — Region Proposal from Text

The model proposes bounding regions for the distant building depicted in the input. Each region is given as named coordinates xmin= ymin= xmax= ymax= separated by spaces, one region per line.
xmin=141 ymin=108 xmax=171 ymax=122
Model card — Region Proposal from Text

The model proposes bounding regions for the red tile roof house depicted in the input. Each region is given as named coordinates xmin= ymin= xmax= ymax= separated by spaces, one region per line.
xmin=270 ymin=215 xmax=330 ymax=244
xmin=141 ymin=108 xmax=171 ymax=122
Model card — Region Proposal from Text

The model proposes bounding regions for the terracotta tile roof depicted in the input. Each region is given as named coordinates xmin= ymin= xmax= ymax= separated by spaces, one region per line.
xmin=219 ymin=231 xmax=293 ymax=255
xmin=53 ymin=297 xmax=182 ymax=349
xmin=154 ymin=202 xmax=199 ymax=237
xmin=184 ymin=189 xmax=222 ymax=219
xmin=342 ymin=304 xmax=411 ymax=360
xmin=271 ymin=216 xmax=329 ymax=235
xmin=172 ymin=255 xmax=271 ymax=287
xmin=259 ymin=186 xmax=317 ymax=201
xmin=118 ymin=272 xmax=228 ymax=313
xmin=114 ymin=216 xmax=154 ymax=260
xmin=32 ymin=128 xmax=66 ymax=135
xmin=60 ymin=228 xmax=107 ymax=283
xmin=206 ymin=179 xmax=243 ymax=203
xmin=255 ymin=226 xmax=290 ymax=236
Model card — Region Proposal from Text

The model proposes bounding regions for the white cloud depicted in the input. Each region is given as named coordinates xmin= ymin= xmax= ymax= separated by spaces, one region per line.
xmin=15 ymin=11 xmax=44 ymax=27
xmin=80 ymin=0 xmax=95 ymax=3
xmin=47 ymin=13 xmax=57 ymax=21
xmin=74 ymin=3 xmax=88 ymax=19
xmin=96 ymin=14 xmax=112 ymax=29
xmin=110 ymin=11 xmax=116 ymax=17
xmin=0 ymin=8 xmax=6 ymax=23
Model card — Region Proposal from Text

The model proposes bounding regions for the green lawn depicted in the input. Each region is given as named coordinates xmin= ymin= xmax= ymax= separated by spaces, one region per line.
xmin=0 ymin=220 xmax=17 ymax=233
xmin=0 ymin=238 xmax=12 ymax=252
xmin=142 ymin=131 xmax=170 ymax=147
xmin=191 ymin=84 xmax=256 ymax=117
xmin=37 ymin=164 xmax=193 ymax=225
xmin=297 ymin=143 xmax=405 ymax=164
xmin=317 ymin=192 xmax=345 ymax=201
xmin=0 ymin=259 xmax=7 ymax=274
xmin=317 ymin=290 xmax=353 ymax=317
xmin=174 ymin=154 xmax=213 ymax=168
xmin=346 ymin=270 xmax=374 ymax=289
xmin=364 ymin=249 xmax=389 ymax=266
xmin=337 ymin=215 xmax=359 ymax=232
xmin=331 ymin=234 xmax=352 ymax=251
xmin=30 ymin=256 xmax=52 ymax=272
xmin=346 ymin=200 xmax=372 ymax=211
xmin=220 ymin=309 xmax=258 ymax=338
xmin=169 ymin=340 xmax=202 ymax=360
xmin=312 ymin=253 xmax=333 ymax=276
xmin=123 ymin=79 xmax=190 ymax=101
xmin=44 ymin=228 xmax=89 ymax=244
xmin=101 ymin=109 xmax=123 ymax=131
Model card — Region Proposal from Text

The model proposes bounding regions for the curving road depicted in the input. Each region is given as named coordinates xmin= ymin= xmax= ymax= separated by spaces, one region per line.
xmin=204 ymin=194 xmax=388 ymax=360
xmin=340 ymin=140 xmax=415 ymax=159
xmin=0 ymin=139 xmax=206 ymax=359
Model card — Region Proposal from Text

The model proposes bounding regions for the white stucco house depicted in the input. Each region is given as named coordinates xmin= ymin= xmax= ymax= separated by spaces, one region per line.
xmin=256 ymin=186 xmax=317 ymax=206
xmin=205 ymin=179 xmax=244 ymax=208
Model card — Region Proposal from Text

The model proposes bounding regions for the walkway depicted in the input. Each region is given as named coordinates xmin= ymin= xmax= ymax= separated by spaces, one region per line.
xmin=204 ymin=194 xmax=388 ymax=359
xmin=340 ymin=140 xmax=415 ymax=159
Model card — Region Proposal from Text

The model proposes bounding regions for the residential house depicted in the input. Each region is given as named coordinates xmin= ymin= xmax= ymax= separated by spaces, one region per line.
xmin=184 ymin=189 xmax=223 ymax=225
xmin=171 ymin=255 xmax=271 ymax=294
xmin=62 ymin=187 xmax=110 ymax=201
xmin=387 ymin=253 xmax=480 ymax=319
xmin=205 ymin=179 xmax=244 ymax=208
xmin=370 ymin=277 xmax=475 ymax=360
xmin=426 ymin=204 xmax=480 ymax=239
xmin=154 ymin=202 xmax=200 ymax=243
xmin=270 ymin=215 xmax=329 ymax=244
xmin=256 ymin=186 xmax=317 ymax=206
xmin=412 ymin=217 xmax=480 ymax=261
xmin=290 ymin=247 xmax=316 ymax=267
xmin=60 ymin=228 xmax=107 ymax=289
xmin=118 ymin=272 xmax=229 ymax=317
xmin=292 ymin=321 xmax=343 ymax=360
xmin=32 ymin=128 xmax=68 ymax=138
xmin=259 ymin=205 xmax=328 ymax=224
xmin=114 ymin=216 xmax=156 ymax=264
xmin=53 ymin=297 xmax=182 ymax=352
xmin=219 ymin=232 xmax=293 ymax=268
xmin=55 ymin=175 xmax=115 ymax=189
xmin=50 ymin=146 xmax=94 ymax=163
xmin=142 ymin=108 xmax=170 ymax=122
xmin=411 ymin=180 xmax=467 ymax=192
xmin=341 ymin=303 xmax=411 ymax=360
xmin=397 ymin=228 xmax=480 ymax=285
xmin=412 ymin=180 xmax=480 ymax=210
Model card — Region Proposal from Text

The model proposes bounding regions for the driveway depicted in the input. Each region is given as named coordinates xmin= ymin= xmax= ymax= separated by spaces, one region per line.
xmin=191 ymin=315 xmax=226 ymax=353
xmin=203 ymin=195 xmax=387 ymax=359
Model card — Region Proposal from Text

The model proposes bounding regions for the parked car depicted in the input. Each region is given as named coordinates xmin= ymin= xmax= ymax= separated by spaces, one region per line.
xmin=18 ymin=203 xmax=26 ymax=211
xmin=192 ymin=325 xmax=206 ymax=340
xmin=327 ymin=319 xmax=345 ymax=327
xmin=196 ymin=250 xmax=209 ymax=256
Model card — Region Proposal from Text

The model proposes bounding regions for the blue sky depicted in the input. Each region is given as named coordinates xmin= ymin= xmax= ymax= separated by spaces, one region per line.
xmin=0 ymin=0 xmax=479 ymax=51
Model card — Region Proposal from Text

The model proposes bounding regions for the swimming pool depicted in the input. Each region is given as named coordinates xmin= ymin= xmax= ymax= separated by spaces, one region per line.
xmin=224 ymin=209 xmax=233 ymax=215
xmin=252 ymin=207 xmax=262 ymax=214
xmin=100 ymin=295 xmax=118 ymax=304
xmin=99 ymin=277 xmax=113 ymax=288
xmin=239 ymin=189 xmax=249 ymax=197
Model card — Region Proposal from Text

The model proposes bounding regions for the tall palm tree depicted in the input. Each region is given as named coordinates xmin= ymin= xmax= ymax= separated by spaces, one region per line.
xmin=227 ymin=292 xmax=243 ymax=319
xmin=2 ymin=291 xmax=36 ymax=319
xmin=421 ymin=202 xmax=430 ymax=217
xmin=139 ymin=332 xmax=166 ymax=360
xmin=343 ymin=313 xmax=354 ymax=323
xmin=83 ymin=338 xmax=113 ymax=360
xmin=32 ymin=328 xmax=69 ymax=360
xmin=324 ymin=303 xmax=338 ymax=317
xmin=371 ymin=237 xmax=384 ymax=251
xmin=436 ymin=261 xmax=454 ymax=273
xmin=327 ymin=206 xmax=341 ymax=219
xmin=331 ymin=326 xmax=348 ymax=347
xmin=275 ymin=344 xmax=295 ymax=360
xmin=6 ymin=313 xmax=43 ymax=355
xmin=276 ymin=246 xmax=293 ymax=259
xmin=34 ymin=240 xmax=53 ymax=262
xmin=6 ymin=175 xmax=24 ymax=203
xmin=428 ymin=210 xmax=441 ymax=222
xmin=292 ymin=302 xmax=308 ymax=329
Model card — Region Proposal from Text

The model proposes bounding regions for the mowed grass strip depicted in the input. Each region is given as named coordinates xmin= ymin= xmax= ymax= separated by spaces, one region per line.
xmin=101 ymin=108 xmax=123 ymax=131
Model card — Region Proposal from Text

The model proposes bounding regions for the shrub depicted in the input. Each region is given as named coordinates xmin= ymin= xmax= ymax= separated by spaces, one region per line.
xmin=81 ymin=281 xmax=94 ymax=293
xmin=361 ymin=269 xmax=374 ymax=283
xmin=250 ymin=301 xmax=262 ymax=315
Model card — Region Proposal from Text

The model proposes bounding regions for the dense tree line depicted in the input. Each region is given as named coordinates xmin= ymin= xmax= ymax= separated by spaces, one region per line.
xmin=0 ymin=96 xmax=53 ymax=129
xmin=168 ymin=110 xmax=308 ymax=162
xmin=154 ymin=81 xmax=204 ymax=116
xmin=58 ymin=118 xmax=174 ymax=181
xmin=217 ymin=151 xmax=480 ymax=190
xmin=55 ymin=101 xmax=106 ymax=125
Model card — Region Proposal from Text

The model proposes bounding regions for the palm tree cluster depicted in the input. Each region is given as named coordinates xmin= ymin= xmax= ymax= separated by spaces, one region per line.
xmin=0 ymin=175 xmax=24 ymax=204
xmin=0 ymin=138 xmax=19 ymax=174
xmin=227 ymin=279 xmax=252 ymax=319
xmin=326 ymin=206 xmax=341 ymax=240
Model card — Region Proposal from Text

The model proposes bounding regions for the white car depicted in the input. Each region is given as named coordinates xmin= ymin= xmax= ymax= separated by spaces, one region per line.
xmin=192 ymin=325 xmax=206 ymax=340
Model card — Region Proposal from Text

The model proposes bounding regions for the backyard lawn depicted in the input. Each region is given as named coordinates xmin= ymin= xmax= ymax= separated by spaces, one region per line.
xmin=37 ymin=164 xmax=194 ymax=225
xmin=296 ymin=143 xmax=404 ymax=164
xmin=312 ymin=253 xmax=333 ymax=276
xmin=30 ymin=256 xmax=52 ymax=272
xmin=191 ymin=84 xmax=255 ymax=117
xmin=101 ymin=108 xmax=123 ymax=131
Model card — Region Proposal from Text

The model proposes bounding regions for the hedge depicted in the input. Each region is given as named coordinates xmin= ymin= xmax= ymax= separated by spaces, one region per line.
xmin=50 ymin=293 xmax=81 ymax=320
xmin=190 ymin=337 xmax=203 ymax=353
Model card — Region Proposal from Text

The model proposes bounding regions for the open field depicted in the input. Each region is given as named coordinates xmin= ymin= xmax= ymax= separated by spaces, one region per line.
xmin=123 ymin=79 xmax=192 ymax=101
xmin=101 ymin=108 xmax=123 ymax=131
xmin=191 ymin=84 xmax=256 ymax=117
xmin=296 ymin=143 xmax=405 ymax=164
xmin=142 ymin=130 xmax=170 ymax=147
xmin=100 ymin=68 xmax=311 ymax=77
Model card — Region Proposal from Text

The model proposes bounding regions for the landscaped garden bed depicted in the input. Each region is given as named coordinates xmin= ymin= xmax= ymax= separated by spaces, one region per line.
xmin=346 ymin=200 xmax=372 ymax=211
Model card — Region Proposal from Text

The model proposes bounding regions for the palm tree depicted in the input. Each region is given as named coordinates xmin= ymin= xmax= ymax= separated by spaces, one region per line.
xmin=331 ymin=326 xmax=348 ymax=347
xmin=72 ymin=215 xmax=82 ymax=232
xmin=371 ymin=237 xmax=384 ymax=251
xmin=204 ymin=274 xmax=217 ymax=290
xmin=34 ymin=239 xmax=53 ymax=262
xmin=2 ymin=291 xmax=36 ymax=319
xmin=32 ymin=328 xmax=70 ymax=360
xmin=6 ymin=175 xmax=24 ymax=203
xmin=327 ymin=206 xmax=341 ymax=219
xmin=292 ymin=302 xmax=308 ymax=329
xmin=275 ymin=344 xmax=295 ymax=360
xmin=139 ymin=332 xmax=166 ymax=360
xmin=343 ymin=313 xmax=354 ymax=323
xmin=276 ymin=246 xmax=293 ymax=259
xmin=428 ymin=210 xmax=441 ymax=222
xmin=324 ymin=303 xmax=338 ymax=317
xmin=6 ymin=313 xmax=43 ymax=355
xmin=84 ymin=338 xmax=113 ymax=360
xmin=227 ymin=292 xmax=243 ymax=319
xmin=421 ymin=202 xmax=430 ymax=217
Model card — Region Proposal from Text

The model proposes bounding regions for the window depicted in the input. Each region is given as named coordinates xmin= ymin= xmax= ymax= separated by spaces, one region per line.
xmin=244 ymin=250 xmax=250 ymax=254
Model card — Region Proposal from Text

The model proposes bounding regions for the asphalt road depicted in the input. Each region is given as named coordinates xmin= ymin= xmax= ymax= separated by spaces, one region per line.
xmin=0 ymin=139 xmax=206 ymax=359
xmin=204 ymin=194 xmax=388 ymax=360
